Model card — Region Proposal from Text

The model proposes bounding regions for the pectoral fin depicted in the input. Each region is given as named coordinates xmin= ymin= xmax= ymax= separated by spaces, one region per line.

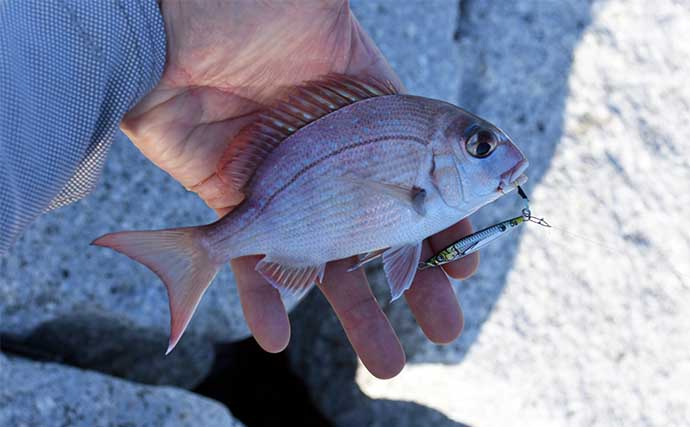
xmin=337 ymin=177 xmax=427 ymax=216
xmin=382 ymin=242 xmax=423 ymax=301
xmin=256 ymin=258 xmax=325 ymax=299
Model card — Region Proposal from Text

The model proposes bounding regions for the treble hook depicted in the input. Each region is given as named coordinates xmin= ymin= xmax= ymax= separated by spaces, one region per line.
xmin=528 ymin=216 xmax=551 ymax=227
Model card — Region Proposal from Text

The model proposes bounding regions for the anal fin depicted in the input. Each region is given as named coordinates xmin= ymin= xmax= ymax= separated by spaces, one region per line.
xmin=256 ymin=258 xmax=325 ymax=299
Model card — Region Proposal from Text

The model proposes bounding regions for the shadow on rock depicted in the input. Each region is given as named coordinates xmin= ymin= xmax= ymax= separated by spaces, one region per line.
xmin=195 ymin=339 xmax=332 ymax=427
xmin=3 ymin=311 xmax=214 ymax=389
xmin=288 ymin=290 xmax=472 ymax=427
xmin=381 ymin=0 xmax=597 ymax=365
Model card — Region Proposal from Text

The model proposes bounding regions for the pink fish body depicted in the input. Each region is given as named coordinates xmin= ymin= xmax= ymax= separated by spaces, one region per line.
xmin=94 ymin=75 xmax=528 ymax=352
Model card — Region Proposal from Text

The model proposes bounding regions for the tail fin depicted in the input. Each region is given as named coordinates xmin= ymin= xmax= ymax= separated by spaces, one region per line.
xmin=92 ymin=227 xmax=221 ymax=354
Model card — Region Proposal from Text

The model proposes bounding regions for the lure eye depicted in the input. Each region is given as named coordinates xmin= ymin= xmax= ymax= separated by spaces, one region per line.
xmin=466 ymin=128 xmax=498 ymax=158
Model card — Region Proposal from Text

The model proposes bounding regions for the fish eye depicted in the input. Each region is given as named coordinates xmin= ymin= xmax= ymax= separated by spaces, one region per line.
xmin=466 ymin=128 xmax=498 ymax=158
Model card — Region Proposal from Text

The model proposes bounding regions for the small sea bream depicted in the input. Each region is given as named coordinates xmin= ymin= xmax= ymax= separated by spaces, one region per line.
xmin=94 ymin=75 xmax=528 ymax=352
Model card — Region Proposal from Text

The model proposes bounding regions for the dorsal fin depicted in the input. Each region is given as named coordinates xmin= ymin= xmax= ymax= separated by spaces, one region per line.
xmin=217 ymin=74 xmax=398 ymax=193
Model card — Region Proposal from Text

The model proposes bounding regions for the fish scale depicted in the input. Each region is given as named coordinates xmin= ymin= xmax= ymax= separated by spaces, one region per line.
xmin=93 ymin=74 xmax=528 ymax=352
xmin=227 ymin=146 xmax=425 ymax=257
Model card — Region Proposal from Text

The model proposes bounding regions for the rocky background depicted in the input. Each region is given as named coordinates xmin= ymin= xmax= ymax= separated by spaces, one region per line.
xmin=1 ymin=1 xmax=689 ymax=426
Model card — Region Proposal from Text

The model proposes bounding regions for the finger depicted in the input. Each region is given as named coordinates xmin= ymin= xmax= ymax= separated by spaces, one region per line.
xmin=404 ymin=239 xmax=464 ymax=344
xmin=231 ymin=256 xmax=290 ymax=353
xmin=318 ymin=258 xmax=405 ymax=379
xmin=429 ymin=219 xmax=480 ymax=279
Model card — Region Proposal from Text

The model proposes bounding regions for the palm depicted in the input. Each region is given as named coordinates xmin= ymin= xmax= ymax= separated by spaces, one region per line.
xmin=122 ymin=0 xmax=477 ymax=379
xmin=123 ymin=1 xmax=398 ymax=208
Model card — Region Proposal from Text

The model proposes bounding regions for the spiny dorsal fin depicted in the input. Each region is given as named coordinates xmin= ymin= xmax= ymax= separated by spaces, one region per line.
xmin=217 ymin=74 xmax=399 ymax=193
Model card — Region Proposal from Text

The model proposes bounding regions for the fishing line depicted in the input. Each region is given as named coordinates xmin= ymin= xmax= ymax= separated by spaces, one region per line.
xmin=540 ymin=224 xmax=625 ymax=256
xmin=422 ymin=185 xmax=690 ymax=284
xmin=536 ymin=221 xmax=690 ymax=284
xmin=520 ymin=208 xmax=690 ymax=285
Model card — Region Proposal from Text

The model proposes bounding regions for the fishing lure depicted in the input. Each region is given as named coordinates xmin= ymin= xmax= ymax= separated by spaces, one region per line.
xmin=418 ymin=186 xmax=550 ymax=271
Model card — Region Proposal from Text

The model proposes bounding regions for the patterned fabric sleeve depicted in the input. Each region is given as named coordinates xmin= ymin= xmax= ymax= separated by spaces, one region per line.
xmin=0 ymin=0 xmax=166 ymax=254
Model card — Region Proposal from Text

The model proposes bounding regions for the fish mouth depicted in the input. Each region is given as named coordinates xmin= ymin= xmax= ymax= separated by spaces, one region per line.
xmin=498 ymin=159 xmax=529 ymax=193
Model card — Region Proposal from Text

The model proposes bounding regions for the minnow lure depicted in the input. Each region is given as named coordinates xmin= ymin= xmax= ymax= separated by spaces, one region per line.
xmin=418 ymin=186 xmax=549 ymax=271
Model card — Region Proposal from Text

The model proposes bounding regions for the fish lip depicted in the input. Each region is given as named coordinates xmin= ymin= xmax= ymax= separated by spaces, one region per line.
xmin=498 ymin=159 xmax=529 ymax=193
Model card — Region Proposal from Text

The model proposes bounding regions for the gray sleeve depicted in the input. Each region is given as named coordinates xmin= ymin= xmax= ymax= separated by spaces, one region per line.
xmin=0 ymin=0 xmax=166 ymax=254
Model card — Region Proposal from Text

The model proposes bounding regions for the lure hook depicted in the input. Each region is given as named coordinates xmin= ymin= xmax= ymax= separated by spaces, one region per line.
xmin=528 ymin=216 xmax=551 ymax=227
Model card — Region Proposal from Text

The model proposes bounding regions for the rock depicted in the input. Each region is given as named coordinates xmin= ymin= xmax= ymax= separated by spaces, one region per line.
xmin=4 ymin=312 xmax=214 ymax=390
xmin=352 ymin=0 xmax=461 ymax=104
xmin=292 ymin=0 xmax=690 ymax=426
xmin=2 ymin=0 xmax=688 ymax=425
xmin=0 ymin=352 xmax=243 ymax=427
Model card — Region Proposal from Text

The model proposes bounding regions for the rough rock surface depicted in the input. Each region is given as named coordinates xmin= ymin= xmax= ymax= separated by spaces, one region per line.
xmin=291 ymin=1 xmax=690 ymax=427
xmin=0 ymin=131 xmax=246 ymax=387
xmin=0 ymin=353 xmax=243 ymax=427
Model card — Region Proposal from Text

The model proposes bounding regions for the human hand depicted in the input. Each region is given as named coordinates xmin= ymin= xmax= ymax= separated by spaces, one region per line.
xmin=121 ymin=0 xmax=478 ymax=379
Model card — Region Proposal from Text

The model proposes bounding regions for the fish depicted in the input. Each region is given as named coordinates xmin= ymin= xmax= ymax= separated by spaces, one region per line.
xmin=93 ymin=74 xmax=529 ymax=353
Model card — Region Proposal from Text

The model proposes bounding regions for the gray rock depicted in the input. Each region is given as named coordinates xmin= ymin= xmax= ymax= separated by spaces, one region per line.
xmin=292 ymin=0 xmax=690 ymax=426
xmin=353 ymin=0 xmax=461 ymax=104
xmin=6 ymin=312 xmax=214 ymax=390
xmin=2 ymin=1 xmax=688 ymax=426
xmin=0 ymin=352 xmax=243 ymax=427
